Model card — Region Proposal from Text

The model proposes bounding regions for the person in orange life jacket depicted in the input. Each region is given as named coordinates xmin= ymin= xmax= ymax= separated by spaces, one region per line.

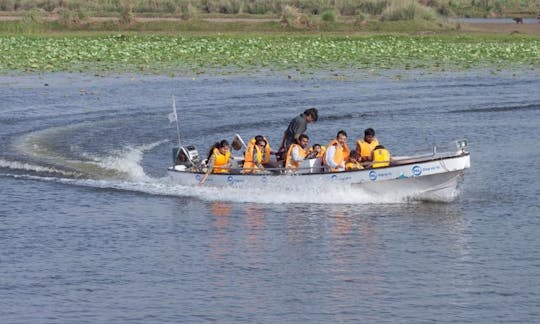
xmin=305 ymin=143 xmax=325 ymax=159
xmin=371 ymin=145 xmax=391 ymax=169
xmin=199 ymin=140 xmax=232 ymax=185
xmin=278 ymin=108 xmax=318 ymax=160
xmin=345 ymin=150 xmax=364 ymax=171
xmin=324 ymin=130 xmax=350 ymax=172
xmin=285 ymin=134 xmax=309 ymax=172
xmin=356 ymin=127 xmax=379 ymax=162
xmin=244 ymin=136 xmax=270 ymax=173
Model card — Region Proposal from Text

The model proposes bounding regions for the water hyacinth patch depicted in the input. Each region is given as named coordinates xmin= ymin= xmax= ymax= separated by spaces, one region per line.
xmin=1 ymin=34 xmax=540 ymax=73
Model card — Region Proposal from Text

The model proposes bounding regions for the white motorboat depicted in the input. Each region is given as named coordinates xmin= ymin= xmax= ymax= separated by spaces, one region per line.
xmin=167 ymin=138 xmax=470 ymax=202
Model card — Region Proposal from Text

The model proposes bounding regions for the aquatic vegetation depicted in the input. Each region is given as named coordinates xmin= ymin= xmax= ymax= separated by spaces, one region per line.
xmin=1 ymin=34 xmax=539 ymax=73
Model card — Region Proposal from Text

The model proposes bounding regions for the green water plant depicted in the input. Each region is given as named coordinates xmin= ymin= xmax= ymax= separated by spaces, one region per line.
xmin=0 ymin=34 xmax=539 ymax=73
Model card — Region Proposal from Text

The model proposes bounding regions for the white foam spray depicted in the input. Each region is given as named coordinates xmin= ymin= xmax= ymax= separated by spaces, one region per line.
xmin=3 ymin=139 xmax=453 ymax=204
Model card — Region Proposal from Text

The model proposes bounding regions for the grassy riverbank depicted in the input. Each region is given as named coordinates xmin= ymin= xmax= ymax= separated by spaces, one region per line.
xmin=1 ymin=0 xmax=538 ymax=19
xmin=1 ymin=1 xmax=539 ymax=74
xmin=2 ymin=33 xmax=540 ymax=74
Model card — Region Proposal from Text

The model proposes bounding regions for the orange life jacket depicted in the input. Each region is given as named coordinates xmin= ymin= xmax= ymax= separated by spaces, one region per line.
xmin=285 ymin=143 xmax=307 ymax=171
xmin=212 ymin=148 xmax=231 ymax=173
xmin=372 ymin=147 xmax=390 ymax=168
xmin=323 ymin=139 xmax=350 ymax=172
xmin=318 ymin=145 xmax=326 ymax=158
xmin=243 ymin=136 xmax=271 ymax=173
xmin=356 ymin=138 xmax=379 ymax=160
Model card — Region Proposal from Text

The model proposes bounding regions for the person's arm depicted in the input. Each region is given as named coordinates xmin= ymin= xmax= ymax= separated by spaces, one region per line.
xmin=199 ymin=154 xmax=215 ymax=185
xmin=324 ymin=146 xmax=339 ymax=169
xmin=253 ymin=151 xmax=263 ymax=169
xmin=291 ymin=146 xmax=303 ymax=162
xmin=292 ymin=119 xmax=307 ymax=144
xmin=279 ymin=132 xmax=287 ymax=151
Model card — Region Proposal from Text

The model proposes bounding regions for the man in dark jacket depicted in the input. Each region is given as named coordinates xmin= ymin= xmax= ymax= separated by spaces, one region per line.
xmin=278 ymin=108 xmax=318 ymax=157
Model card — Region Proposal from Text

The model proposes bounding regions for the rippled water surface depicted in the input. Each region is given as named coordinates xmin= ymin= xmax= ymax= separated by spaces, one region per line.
xmin=1 ymin=70 xmax=540 ymax=322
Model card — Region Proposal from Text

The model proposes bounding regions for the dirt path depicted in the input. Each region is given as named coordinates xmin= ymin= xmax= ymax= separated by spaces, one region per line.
xmin=464 ymin=22 xmax=540 ymax=35
xmin=1 ymin=13 xmax=540 ymax=35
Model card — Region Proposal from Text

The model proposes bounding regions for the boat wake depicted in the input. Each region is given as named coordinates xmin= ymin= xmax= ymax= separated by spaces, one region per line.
xmin=2 ymin=140 xmax=459 ymax=204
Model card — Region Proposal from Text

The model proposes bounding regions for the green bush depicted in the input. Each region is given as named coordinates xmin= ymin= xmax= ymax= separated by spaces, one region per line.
xmin=0 ymin=0 xmax=15 ymax=11
xmin=321 ymin=9 xmax=336 ymax=22
xmin=381 ymin=0 xmax=438 ymax=21
xmin=357 ymin=0 xmax=390 ymax=15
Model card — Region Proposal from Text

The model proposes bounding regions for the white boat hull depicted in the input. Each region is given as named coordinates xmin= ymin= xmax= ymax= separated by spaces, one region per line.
xmin=167 ymin=153 xmax=470 ymax=202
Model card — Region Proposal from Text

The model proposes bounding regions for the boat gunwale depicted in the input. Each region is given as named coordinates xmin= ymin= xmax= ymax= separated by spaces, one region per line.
xmin=168 ymin=151 xmax=470 ymax=177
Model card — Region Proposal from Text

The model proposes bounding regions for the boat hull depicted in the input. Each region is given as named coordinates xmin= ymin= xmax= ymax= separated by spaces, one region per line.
xmin=167 ymin=153 xmax=470 ymax=201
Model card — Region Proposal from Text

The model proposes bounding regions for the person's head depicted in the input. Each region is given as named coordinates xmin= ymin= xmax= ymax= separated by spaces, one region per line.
xmin=304 ymin=108 xmax=318 ymax=123
xmin=254 ymin=135 xmax=265 ymax=143
xmin=208 ymin=139 xmax=230 ymax=160
xmin=217 ymin=139 xmax=230 ymax=154
xmin=364 ymin=128 xmax=375 ymax=143
xmin=256 ymin=138 xmax=267 ymax=150
xmin=349 ymin=150 xmax=360 ymax=162
xmin=298 ymin=134 xmax=309 ymax=148
xmin=336 ymin=130 xmax=347 ymax=145
xmin=312 ymin=143 xmax=321 ymax=153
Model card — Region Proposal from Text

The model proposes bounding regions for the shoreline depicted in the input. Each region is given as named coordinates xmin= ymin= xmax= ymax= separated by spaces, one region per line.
xmin=1 ymin=14 xmax=540 ymax=35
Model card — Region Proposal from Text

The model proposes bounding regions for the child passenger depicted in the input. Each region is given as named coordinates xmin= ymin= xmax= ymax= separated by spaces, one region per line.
xmin=345 ymin=150 xmax=363 ymax=171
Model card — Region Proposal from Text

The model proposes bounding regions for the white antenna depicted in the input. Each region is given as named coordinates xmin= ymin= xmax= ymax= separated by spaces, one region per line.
xmin=172 ymin=95 xmax=182 ymax=148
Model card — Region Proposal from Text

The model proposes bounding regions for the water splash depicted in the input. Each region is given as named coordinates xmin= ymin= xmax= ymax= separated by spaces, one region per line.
xmin=93 ymin=140 xmax=167 ymax=181
xmin=0 ymin=158 xmax=79 ymax=177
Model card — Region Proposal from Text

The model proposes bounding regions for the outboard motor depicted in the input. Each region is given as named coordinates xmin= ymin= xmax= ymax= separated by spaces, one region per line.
xmin=172 ymin=145 xmax=201 ymax=170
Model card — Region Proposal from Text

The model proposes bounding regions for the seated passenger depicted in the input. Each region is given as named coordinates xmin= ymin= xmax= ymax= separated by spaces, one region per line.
xmin=305 ymin=143 xmax=326 ymax=159
xmin=323 ymin=130 xmax=350 ymax=172
xmin=285 ymin=134 xmax=309 ymax=172
xmin=345 ymin=150 xmax=364 ymax=171
xmin=244 ymin=135 xmax=269 ymax=173
xmin=371 ymin=145 xmax=391 ymax=168
xmin=199 ymin=140 xmax=232 ymax=185
xmin=356 ymin=127 xmax=379 ymax=162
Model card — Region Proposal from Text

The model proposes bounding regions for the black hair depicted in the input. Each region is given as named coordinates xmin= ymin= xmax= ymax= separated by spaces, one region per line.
xmin=364 ymin=128 xmax=375 ymax=136
xmin=312 ymin=143 xmax=321 ymax=149
xmin=337 ymin=130 xmax=347 ymax=138
xmin=304 ymin=108 xmax=318 ymax=122
xmin=207 ymin=139 xmax=229 ymax=160
xmin=298 ymin=134 xmax=309 ymax=141
xmin=349 ymin=150 xmax=360 ymax=159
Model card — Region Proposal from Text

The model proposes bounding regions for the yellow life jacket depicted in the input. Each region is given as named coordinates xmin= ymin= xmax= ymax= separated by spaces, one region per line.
xmin=372 ymin=147 xmax=390 ymax=168
xmin=285 ymin=143 xmax=307 ymax=171
xmin=345 ymin=160 xmax=364 ymax=171
xmin=356 ymin=138 xmax=379 ymax=160
xmin=323 ymin=139 xmax=350 ymax=172
xmin=309 ymin=145 xmax=326 ymax=158
xmin=212 ymin=148 xmax=231 ymax=173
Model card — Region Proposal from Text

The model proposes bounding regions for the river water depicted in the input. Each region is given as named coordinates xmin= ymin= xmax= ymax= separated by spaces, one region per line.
xmin=1 ymin=70 xmax=539 ymax=322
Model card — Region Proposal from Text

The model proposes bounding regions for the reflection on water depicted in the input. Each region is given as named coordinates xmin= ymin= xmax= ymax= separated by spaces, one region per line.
xmin=244 ymin=204 xmax=266 ymax=256
xmin=210 ymin=202 xmax=233 ymax=262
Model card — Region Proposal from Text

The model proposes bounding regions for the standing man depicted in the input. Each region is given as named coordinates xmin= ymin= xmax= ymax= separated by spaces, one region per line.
xmin=324 ymin=130 xmax=350 ymax=172
xmin=278 ymin=108 xmax=318 ymax=158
